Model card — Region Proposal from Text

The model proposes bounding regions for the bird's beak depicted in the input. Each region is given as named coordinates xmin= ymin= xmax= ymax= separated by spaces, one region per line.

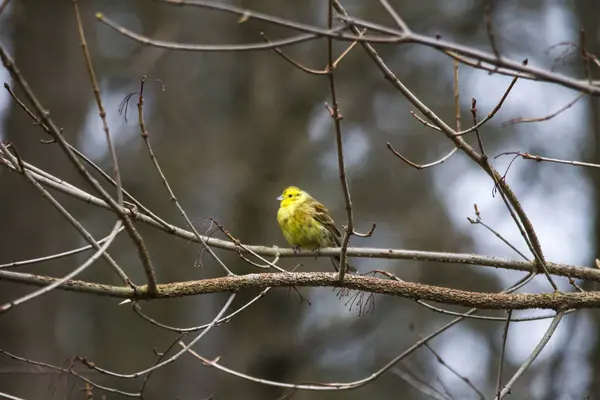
xmin=276 ymin=195 xmax=283 ymax=201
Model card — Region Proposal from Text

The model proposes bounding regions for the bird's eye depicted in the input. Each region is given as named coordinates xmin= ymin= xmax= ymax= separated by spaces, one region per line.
xmin=288 ymin=194 xmax=293 ymax=198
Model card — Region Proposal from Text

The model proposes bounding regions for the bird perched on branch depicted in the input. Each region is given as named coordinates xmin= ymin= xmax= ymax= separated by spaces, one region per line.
xmin=276 ymin=186 xmax=356 ymax=272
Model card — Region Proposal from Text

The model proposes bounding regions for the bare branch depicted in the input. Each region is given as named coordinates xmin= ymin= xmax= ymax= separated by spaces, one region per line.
xmin=133 ymin=287 xmax=270 ymax=333
xmin=390 ymin=367 xmax=450 ymax=400
xmin=496 ymin=151 xmax=600 ymax=169
xmin=455 ymin=69 xmax=521 ymax=137
xmin=484 ymin=1 xmax=501 ymax=61
xmin=377 ymin=0 xmax=411 ymax=33
xmin=0 ymin=142 xmax=132 ymax=286
xmin=97 ymin=0 xmax=600 ymax=94
xmin=502 ymin=93 xmax=584 ymax=126
xmin=1 ymin=158 xmax=597 ymax=282
xmin=496 ymin=310 xmax=567 ymax=399
xmin=73 ymin=1 xmax=158 ymax=294
xmin=495 ymin=310 xmax=512 ymax=398
xmin=136 ymin=77 xmax=233 ymax=276
xmin=0 ymin=45 xmax=157 ymax=293
xmin=0 ymin=221 xmax=122 ymax=313
xmin=332 ymin=0 xmax=549 ymax=284
xmin=0 ymin=349 xmax=139 ymax=397
xmin=325 ymin=0 xmax=355 ymax=282
xmin=78 ymin=293 xmax=236 ymax=378
xmin=96 ymin=12 xmax=351 ymax=52
xmin=0 ymin=226 xmax=125 ymax=270
xmin=387 ymin=142 xmax=458 ymax=170
xmin=422 ymin=342 xmax=485 ymax=400
xmin=2 ymin=271 xmax=600 ymax=310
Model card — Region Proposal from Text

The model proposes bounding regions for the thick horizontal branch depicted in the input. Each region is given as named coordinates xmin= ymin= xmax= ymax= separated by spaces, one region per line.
xmin=1 ymin=159 xmax=598 ymax=282
xmin=1 ymin=270 xmax=598 ymax=310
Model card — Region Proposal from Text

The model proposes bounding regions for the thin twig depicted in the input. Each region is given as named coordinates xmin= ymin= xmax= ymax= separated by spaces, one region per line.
xmin=376 ymin=269 xmax=571 ymax=323
xmin=502 ymin=93 xmax=584 ymax=126
xmin=96 ymin=11 xmax=353 ymax=52
xmin=178 ymin=274 xmax=538 ymax=392
xmin=139 ymin=0 xmax=600 ymax=95
xmin=503 ymin=150 xmax=600 ymax=168
xmin=502 ymin=93 xmax=585 ymax=128
xmin=261 ymin=32 xmax=328 ymax=75
xmin=377 ymin=0 xmax=411 ymax=33
xmin=471 ymin=98 xmax=486 ymax=156
xmin=210 ymin=218 xmax=285 ymax=272
xmin=495 ymin=310 xmax=512 ymax=398
xmin=422 ymin=342 xmax=485 ymax=400
xmin=74 ymin=0 xmax=122 ymax=206
xmin=0 ymin=391 xmax=25 ymax=400
xmin=0 ymin=349 xmax=139 ymax=397
xmin=332 ymin=0 xmax=548 ymax=282
xmin=139 ymin=332 xmax=187 ymax=396
xmin=0 ymin=221 xmax=122 ymax=313
xmin=580 ymin=27 xmax=593 ymax=85
xmin=390 ymin=367 xmax=450 ymax=400
xmin=326 ymin=0 xmax=354 ymax=282
xmin=2 ymin=81 xmax=170 ymax=230
xmin=136 ymin=77 xmax=233 ymax=276
xmin=455 ymin=69 xmax=521 ymax=137
xmin=387 ymin=142 xmax=458 ymax=170
xmin=468 ymin=216 xmax=529 ymax=261
xmin=454 ymin=59 xmax=461 ymax=131
xmin=133 ymin=287 xmax=270 ymax=333
xmin=496 ymin=310 xmax=566 ymax=399
xmin=484 ymin=1 xmax=501 ymax=62
xmin=79 ymin=293 xmax=236 ymax=378
xmin=0 ymin=226 xmax=125 ymax=269
xmin=0 ymin=46 xmax=157 ymax=293
xmin=410 ymin=111 xmax=442 ymax=131
xmin=74 ymin=3 xmax=158 ymax=294
xmin=0 ymin=142 xmax=131 ymax=285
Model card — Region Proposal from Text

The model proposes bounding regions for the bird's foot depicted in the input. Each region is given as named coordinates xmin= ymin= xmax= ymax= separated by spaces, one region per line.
xmin=293 ymin=245 xmax=301 ymax=254
xmin=313 ymin=247 xmax=320 ymax=259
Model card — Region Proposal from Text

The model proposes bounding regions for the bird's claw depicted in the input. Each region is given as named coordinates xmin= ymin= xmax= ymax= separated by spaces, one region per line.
xmin=293 ymin=245 xmax=301 ymax=254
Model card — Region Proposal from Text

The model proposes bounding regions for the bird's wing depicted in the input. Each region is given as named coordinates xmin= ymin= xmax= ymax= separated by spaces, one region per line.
xmin=312 ymin=201 xmax=342 ymax=244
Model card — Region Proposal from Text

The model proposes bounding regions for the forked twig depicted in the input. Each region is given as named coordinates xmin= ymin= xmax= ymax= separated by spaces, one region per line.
xmin=496 ymin=310 xmax=566 ymax=399
xmin=387 ymin=142 xmax=458 ymax=170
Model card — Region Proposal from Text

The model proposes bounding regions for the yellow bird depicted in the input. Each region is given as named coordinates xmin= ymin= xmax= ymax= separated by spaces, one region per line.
xmin=276 ymin=186 xmax=356 ymax=272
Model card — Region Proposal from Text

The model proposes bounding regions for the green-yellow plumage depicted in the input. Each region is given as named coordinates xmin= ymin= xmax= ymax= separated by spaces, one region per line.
xmin=276 ymin=186 xmax=356 ymax=272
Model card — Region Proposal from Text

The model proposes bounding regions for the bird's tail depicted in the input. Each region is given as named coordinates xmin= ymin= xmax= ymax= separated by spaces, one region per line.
xmin=330 ymin=255 xmax=357 ymax=273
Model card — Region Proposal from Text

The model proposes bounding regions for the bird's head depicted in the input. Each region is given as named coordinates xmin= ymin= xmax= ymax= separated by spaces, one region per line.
xmin=277 ymin=186 xmax=309 ymax=207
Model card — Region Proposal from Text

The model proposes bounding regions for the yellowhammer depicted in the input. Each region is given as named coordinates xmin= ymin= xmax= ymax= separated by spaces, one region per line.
xmin=276 ymin=186 xmax=356 ymax=272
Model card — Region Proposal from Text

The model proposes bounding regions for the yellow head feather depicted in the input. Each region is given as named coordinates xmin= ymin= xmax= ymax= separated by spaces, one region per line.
xmin=277 ymin=186 xmax=311 ymax=208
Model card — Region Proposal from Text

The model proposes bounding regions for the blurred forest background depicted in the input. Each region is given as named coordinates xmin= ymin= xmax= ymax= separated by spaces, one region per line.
xmin=0 ymin=0 xmax=599 ymax=399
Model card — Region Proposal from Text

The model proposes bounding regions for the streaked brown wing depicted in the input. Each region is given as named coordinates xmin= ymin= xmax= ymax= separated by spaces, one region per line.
xmin=312 ymin=201 xmax=341 ymax=245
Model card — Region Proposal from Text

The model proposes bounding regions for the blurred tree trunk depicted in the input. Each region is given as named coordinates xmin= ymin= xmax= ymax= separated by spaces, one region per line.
xmin=573 ymin=1 xmax=600 ymax=398
xmin=0 ymin=1 xmax=91 ymax=397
